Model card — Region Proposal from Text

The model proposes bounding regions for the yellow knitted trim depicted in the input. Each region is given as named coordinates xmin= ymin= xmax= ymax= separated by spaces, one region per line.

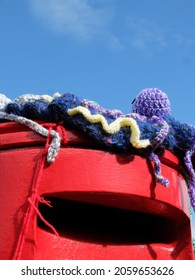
xmin=68 ymin=106 xmax=150 ymax=149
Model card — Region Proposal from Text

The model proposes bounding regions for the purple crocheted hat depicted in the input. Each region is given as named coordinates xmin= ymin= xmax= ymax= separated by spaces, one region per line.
xmin=132 ymin=88 xmax=171 ymax=117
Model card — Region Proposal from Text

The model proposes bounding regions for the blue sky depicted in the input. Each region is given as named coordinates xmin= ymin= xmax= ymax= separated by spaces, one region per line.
xmin=1 ymin=0 xmax=195 ymax=124
xmin=0 ymin=0 xmax=195 ymax=238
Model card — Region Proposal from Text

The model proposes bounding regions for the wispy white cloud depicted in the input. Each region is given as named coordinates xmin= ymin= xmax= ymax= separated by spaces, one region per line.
xmin=173 ymin=33 xmax=195 ymax=48
xmin=126 ymin=17 xmax=167 ymax=57
xmin=27 ymin=0 xmax=195 ymax=56
xmin=29 ymin=0 xmax=113 ymax=42
xmin=124 ymin=16 xmax=195 ymax=58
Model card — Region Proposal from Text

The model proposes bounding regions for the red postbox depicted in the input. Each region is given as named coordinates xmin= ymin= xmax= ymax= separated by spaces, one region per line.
xmin=0 ymin=121 xmax=194 ymax=259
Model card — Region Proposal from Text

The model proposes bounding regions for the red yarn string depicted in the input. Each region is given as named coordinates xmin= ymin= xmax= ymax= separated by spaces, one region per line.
xmin=39 ymin=196 xmax=53 ymax=207
xmin=56 ymin=125 xmax=68 ymax=145
xmin=12 ymin=126 xmax=59 ymax=260
xmin=42 ymin=122 xmax=68 ymax=145
xmin=28 ymin=198 xmax=59 ymax=236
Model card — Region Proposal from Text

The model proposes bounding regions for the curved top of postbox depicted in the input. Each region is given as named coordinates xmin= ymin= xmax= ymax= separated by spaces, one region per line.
xmin=0 ymin=88 xmax=195 ymax=212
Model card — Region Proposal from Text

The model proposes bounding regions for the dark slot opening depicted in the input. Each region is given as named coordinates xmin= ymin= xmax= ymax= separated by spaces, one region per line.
xmin=38 ymin=197 xmax=178 ymax=245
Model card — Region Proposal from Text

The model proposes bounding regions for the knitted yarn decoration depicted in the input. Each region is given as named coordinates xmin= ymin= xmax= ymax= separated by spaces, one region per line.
xmin=0 ymin=88 xmax=195 ymax=212
xmin=132 ymin=88 xmax=171 ymax=117
xmin=131 ymin=88 xmax=195 ymax=211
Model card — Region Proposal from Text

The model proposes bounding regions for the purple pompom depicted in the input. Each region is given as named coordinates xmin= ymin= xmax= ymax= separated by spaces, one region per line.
xmin=132 ymin=88 xmax=171 ymax=117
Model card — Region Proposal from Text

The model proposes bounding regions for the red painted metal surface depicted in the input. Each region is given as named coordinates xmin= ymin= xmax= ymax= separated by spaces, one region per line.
xmin=0 ymin=122 xmax=194 ymax=259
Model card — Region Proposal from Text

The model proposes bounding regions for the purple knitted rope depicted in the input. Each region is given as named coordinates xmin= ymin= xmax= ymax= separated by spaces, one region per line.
xmin=149 ymin=152 xmax=169 ymax=187
xmin=184 ymin=148 xmax=195 ymax=212
xmin=81 ymin=99 xmax=123 ymax=118
xmin=150 ymin=116 xmax=169 ymax=150
xmin=128 ymin=114 xmax=170 ymax=187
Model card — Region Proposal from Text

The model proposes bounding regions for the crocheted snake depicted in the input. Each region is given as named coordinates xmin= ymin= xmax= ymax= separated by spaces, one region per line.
xmin=0 ymin=88 xmax=195 ymax=212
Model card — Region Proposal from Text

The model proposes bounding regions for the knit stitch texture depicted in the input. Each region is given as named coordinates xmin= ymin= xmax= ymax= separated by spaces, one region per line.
xmin=1 ymin=89 xmax=195 ymax=211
